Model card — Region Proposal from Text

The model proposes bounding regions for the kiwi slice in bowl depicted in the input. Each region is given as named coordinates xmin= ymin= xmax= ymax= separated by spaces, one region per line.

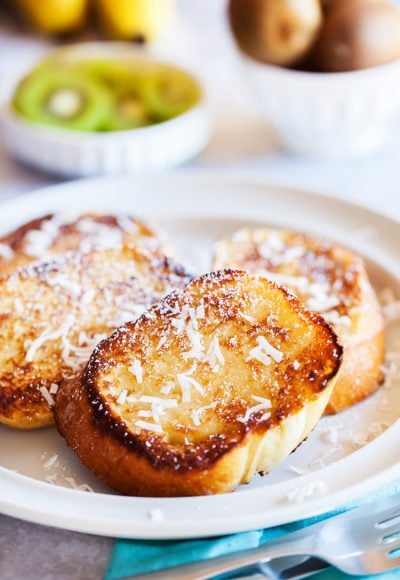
xmin=80 ymin=59 xmax=153 ymax=131
xmin=13 ymin=66 xmax=113 ymax=131
xmin=102 ymin=90 xmax=151 ymax=131
xmin=141 ymin=65 xmax=201 ymax=122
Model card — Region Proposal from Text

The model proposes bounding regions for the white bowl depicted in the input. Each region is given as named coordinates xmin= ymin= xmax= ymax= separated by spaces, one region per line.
xmin=240 ymin=53 xmax=400 ymax=157
xmin=0 ymin=43 xmax=211 ymax=177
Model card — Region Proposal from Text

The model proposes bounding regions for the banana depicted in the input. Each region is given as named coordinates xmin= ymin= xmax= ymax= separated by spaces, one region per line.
xmin=15 ymin=0 xmax=87 ymax=35
xmin=95 ymin=0 xmax=176 ymax=42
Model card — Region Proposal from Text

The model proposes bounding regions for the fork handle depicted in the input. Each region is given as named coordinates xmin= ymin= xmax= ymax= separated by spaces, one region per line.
xmin=129 ymin=535 xmax=313 ymax=580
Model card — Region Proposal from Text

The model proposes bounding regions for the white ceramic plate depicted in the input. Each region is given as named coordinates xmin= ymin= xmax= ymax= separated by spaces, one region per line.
xmin=1 ymin=173 xmax=400 ymax=539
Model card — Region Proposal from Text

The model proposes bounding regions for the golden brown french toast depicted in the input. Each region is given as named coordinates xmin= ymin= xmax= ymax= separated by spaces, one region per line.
xmin=0 ymin=213 xmax=167 ymax=277
xmin=55 ymin=270 xmax=342 ymax=497
xmin=0 ymin=248 xmax=191 ymax=430
xmin=214 ymin=227 xmax=384 ymax=414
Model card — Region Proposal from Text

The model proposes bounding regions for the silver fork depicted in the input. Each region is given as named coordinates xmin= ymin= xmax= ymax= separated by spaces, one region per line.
xmin=129 ymin=491 xmax=400 ymax=579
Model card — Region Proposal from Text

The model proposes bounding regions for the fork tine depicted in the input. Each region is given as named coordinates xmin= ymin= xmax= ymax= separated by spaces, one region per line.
xmin=384 ymin=539 xmax=400 ymax=553
xmin=376 ymin=519 xmax=400 ymax=536
xmin=381 ymin=531 xmax=400 ymax=545
xmin=385 ymin=554 xmax=400 ymax=571
xmin=372 ymin=538 xmax=400 ymax=559
xmin=376 ymin=509 xmax=400 ymax=530
xmin=352 ymin=549 xmax=400 ymax=575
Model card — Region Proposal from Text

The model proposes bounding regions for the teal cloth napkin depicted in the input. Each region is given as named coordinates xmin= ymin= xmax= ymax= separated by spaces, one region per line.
xmin=105 ymin=481 xmax=400 ymax=580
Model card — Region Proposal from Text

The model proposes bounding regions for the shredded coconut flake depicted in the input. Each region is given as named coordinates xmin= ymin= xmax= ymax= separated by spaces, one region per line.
xmin=77 ymin=219 xmax=124 ymax=251
xmin=239 ymin=312 xmax=258 ymax=324
xmin=191 ymin=409 xmax=201 ymax=426
xmin=323 ymin=310 xmax=351 ymax=327
xmin=160 ymin=382 xmax=174 ymax=395
xmin=138 ymin=396 xmax=178 ymax=423
xmin=24 ymin=215 xmax=64 ymax=257
xmin=191 ymin=401 xmax=217 ymax=426
xmin=64 ymin=477 xmax=94 ymax=492
xmin=203 ymin=335 xmax=224 ymax=372
xmin=39 ymin=386 xmax=55 ymax=407
xmin=117 ymin=390 xmax=128 ymax=405
xmin=287 ymin=465 xmax=313 ymax=476
xmin=247 ymin=336 xmax=283 ymax=366
xmin=307 ymin=290 xmax=340 ymax=313
xmin=61 ymin=332 xmax=107 ymax=376
xmin=129 ymin=359 xmax=143 ymax=384
xmin=81 ymin=289 xmax=96 ymax=305
xmin=14 ymin=298 xmax=24 ymax=315
xmin=135 ymin=420 xmax=163 ymax=433
xmin=0 ymin=243 xmax=13 ymax=258
xmin=196 ymin=303 xmax=205 ymax=319
xmin=260 ymin=270 xmax=309 ymax=292
xmin=49 ymin=383 xmax=59 ymax=395
xmin=177 ymin=373 xmax=204 ymax=403
xmin=286 ymin=481 xmax=328 ymax=503
xmin=237 ymin=397 xmax=272 ymax=424
xmin=47 ymin=274 xmax=81 ymax=296
xmin=26 ymin=314 xmax=75 ymax=362
xmin=147 ymin=508 xmax=164 ymax=522
xmin=182 ymin=322 xmax=204 ymax=361
xmin=157 ymin=335 xmax=167 ymax=350
xmin=252 ymin=395 xmax=272 ymax=405
xmin=43 ymin=454 xmax=58 ymax=469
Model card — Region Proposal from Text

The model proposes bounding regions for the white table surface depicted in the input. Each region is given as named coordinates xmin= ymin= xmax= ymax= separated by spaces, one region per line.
xmin=1 ymin=1 xmax=400 ymax=579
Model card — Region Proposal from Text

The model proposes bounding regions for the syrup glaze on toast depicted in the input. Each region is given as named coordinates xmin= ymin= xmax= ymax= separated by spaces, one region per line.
xmin=0 ymin=247 xmax=191 ymax=429
xmin=55 ymin=270 xmax=342 ymax=496
xmin=214 ymin=228 xmax=384 ymax=414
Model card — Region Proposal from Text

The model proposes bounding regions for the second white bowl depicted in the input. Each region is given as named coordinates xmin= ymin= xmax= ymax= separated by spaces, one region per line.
xmin=241 ymin=54 xmax=400 ymax=158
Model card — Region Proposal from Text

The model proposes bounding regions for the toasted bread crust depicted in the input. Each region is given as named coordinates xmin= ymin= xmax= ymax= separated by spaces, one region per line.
xmin=214 ymin=228 xmax=384 ymax=414
xmin=55 ymin=270 xmax=342 ymax=496
xmin=56 ymin=373 xmax=334 ymax=496
xmin=0 ymin=213 xmax=167 ymax=277
xmin=0 ymin=248 xmax=191 ymax=430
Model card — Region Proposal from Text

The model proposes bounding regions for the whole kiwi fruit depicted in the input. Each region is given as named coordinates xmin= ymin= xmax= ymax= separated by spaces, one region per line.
xmin=228 ymin=0 xmax=323 ymax=67
xmin=314 ymin=0 xmax=400 ymax=72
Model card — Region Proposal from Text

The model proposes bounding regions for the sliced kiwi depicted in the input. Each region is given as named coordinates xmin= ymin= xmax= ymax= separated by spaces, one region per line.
xmin=13 ymin=66 xmax=113 ymax=131
xmin=101 ymin=91 xmax=151 ymax=131
xmin=141 ymin=66 xmax=201 ymax=122
xmin=78 ymin=59 xmax=136 ymax=89
xmin=79 ymin=60 xmax=152 ymax=131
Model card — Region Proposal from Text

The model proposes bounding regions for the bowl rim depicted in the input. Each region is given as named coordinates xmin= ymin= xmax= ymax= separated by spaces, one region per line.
xmin=240 ymin=50 xmax=400 ymax=81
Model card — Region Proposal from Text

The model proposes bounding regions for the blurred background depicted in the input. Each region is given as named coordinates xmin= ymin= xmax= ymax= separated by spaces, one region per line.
xmin=0 ymin=0 xmax=400 ymax=207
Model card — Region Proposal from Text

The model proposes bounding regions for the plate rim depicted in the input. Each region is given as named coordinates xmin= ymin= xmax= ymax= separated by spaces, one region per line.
xmin=0 ymin=171 xmax=399 ymax=539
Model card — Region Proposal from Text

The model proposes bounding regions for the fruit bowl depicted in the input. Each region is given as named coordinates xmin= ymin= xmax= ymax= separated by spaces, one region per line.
xmin=0 ymin=43 xmax=211 ymax=177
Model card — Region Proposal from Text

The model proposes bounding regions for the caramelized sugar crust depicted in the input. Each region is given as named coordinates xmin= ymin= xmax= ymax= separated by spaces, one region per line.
xmin=214 ymin=228 xmax=385 ymax=413
xmin=55 ymin=270 xmax=342 ymax=495
xmin=0 ymin=248 xmax=191 ymax=429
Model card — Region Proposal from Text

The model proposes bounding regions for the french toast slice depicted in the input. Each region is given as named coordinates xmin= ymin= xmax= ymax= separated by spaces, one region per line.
xmin=55 ymin=270 xmax=342 ymax=497
xmin=214 ymin=228 xmax=385 ymax=414
xmin=0 ymin=248 xmax=191 ymax=430
xmin=0 ymin=212 xmax=167 ymax=277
